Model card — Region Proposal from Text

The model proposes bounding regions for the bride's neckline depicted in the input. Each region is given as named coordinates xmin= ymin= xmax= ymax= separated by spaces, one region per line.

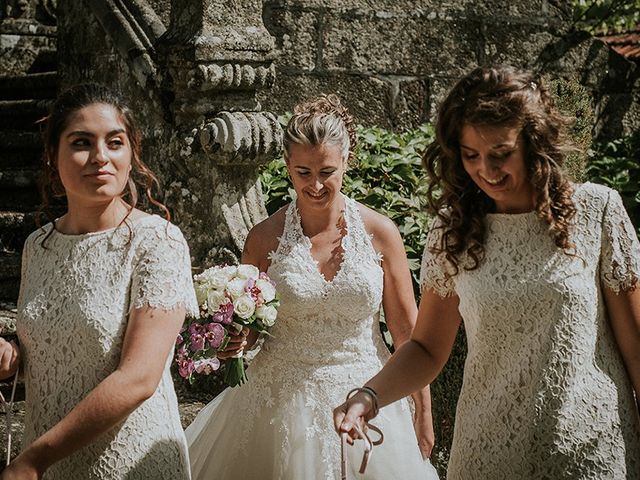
xmin=291 ymin=196 xmax=351 ymax=284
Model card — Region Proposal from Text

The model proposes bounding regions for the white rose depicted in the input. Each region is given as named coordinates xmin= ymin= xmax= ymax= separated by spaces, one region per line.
xmin=256 ymin=305 xmax=277 ymax=327
xmin=234 ymin=295 xmax=256 ymax=319
xmin=195 ymin=283 xmax=209 ymax=305
xmin=221 ymin=265 xmax=238 ymax=280
xmin=227 ymin=278 xmax=247 ymax=300
xmin=255 ymin=279 xmax=276 ymax=303
xmin=236 ymin=264 xmax=260 ymax=280
xmin=206 ymin=289 xmax=228 ymax=312
xmin=208 ymin=270 xmax=229 ymax=290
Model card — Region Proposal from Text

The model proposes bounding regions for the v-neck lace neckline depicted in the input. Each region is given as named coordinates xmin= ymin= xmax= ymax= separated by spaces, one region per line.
xmin=291 ymin=196 xmax=350 ymax=285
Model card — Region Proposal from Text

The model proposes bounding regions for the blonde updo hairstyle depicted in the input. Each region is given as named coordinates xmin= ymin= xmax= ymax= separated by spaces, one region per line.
xmin=283 ymin=94 xmax=357 ymax=166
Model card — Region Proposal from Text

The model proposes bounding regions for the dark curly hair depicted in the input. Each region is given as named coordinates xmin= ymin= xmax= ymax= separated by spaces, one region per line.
xmin=423 ymin=66 xmax=577 ymax=273
xmin=37 ymin=83 xmax=169 ymax=245
xmin=283 ymin=93 xmax=357 ymax=166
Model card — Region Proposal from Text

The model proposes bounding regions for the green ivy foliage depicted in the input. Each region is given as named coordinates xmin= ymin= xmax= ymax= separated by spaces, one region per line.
xmin=572 ymin=0 xmax=640 ymax=34
xmin=585 ymin=132 xmax=640 ymax=235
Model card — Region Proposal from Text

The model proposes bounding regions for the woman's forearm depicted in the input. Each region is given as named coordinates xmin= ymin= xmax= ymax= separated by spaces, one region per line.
xmin=20 ymin=368 xmax=155 ymax=472
xmin=366 ymin=340 xmax=442 ymax=409
xmin=411 ymin=385 xmax=432 ymax=416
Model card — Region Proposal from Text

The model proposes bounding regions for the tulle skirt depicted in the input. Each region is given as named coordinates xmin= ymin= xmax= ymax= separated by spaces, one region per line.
xmin=186 ymin=382 xmax=439 ymax=480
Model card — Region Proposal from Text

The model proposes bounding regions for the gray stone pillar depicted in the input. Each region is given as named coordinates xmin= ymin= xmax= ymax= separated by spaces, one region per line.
xmin=160 ymin=0 xmax=282 ymax=265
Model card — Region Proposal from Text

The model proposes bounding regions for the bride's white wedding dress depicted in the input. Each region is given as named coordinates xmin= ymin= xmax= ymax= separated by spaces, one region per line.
xmin=186 ymin=196 xmax=438 ymax=479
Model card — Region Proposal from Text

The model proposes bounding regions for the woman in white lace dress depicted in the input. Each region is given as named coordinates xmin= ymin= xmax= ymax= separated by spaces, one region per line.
xmin=186 ymin=95 xmax=439 ymax=479
xmin=335 ymin=66 xmax=640 ymax=479
xmin=0 ymin=84 xmax=198 ymax=480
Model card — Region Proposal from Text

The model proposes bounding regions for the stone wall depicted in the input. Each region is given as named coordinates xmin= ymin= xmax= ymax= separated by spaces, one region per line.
xmin=56 ymin=0 xmax=281 ymax=265
xmin=259 ymin=0 xmax=639 ymax=139
xmin=0 ymin=0 xmax=56 ymax=75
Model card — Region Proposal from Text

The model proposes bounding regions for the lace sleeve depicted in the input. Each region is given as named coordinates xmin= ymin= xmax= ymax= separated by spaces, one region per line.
xmin=420 ymin=224 xmax=456 ymax=298
xmin=130 ymin=223 xmax=199 ymax=317
xmin=599 ymin=189 xmax=640 ymax=293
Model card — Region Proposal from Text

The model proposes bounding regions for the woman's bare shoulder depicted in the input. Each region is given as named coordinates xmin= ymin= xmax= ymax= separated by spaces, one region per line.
xmin=244 ymin=205 xmax=288 ymax=263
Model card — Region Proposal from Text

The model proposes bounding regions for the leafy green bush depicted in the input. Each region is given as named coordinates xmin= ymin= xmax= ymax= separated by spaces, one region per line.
xmin=585 ymin=133 xmax=640 ymax=235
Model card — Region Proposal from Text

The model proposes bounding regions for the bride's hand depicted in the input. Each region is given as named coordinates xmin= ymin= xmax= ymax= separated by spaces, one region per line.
xmin=216 ymin=327 xmax=249 ymax=359
xmin=332 ymin=391 xmax=375 ymax=444
xmin=413 ymin=410 xmax=435 ymax=459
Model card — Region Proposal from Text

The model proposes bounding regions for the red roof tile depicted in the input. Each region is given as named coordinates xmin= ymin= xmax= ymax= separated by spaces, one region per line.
xmin=599 ymin=27 xmax=640 ymax=61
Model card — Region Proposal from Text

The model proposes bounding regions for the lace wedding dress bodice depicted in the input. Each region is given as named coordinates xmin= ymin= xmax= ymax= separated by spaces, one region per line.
xmin=17 ymin=215 xmax=198 ymax=480
xmin=421 ymin=183 xmax=640 ymax=479
xmin=187 ymin=196 xmax=438 ymax=480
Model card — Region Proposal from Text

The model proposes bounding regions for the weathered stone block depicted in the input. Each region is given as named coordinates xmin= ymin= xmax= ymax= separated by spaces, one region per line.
xmin=425 ymin=75 xmax=460 ymax=120
xmin=263 ymin=6 xmax=319 ymax=71
xmin=594 ymin=93 xmax=640 ymax=140
xmin=323 ymin=13 xmax=481 ymax=77
xmin=264 ymin=0 xmax=569 ymax=20
xmin=480 ymin=21 xmax=556 ymax=68
xmin=0 ymin=33 xmax=56 ymax=76
xmin=537 ymin=34 xmax=639 ymax=95
xmin=394 ymin=77 xmax=430 ymax=128
xmin=451 ymin=0 xmax=570 ymax=23
xmin=258 ymin=71 xmax=392 ymax=127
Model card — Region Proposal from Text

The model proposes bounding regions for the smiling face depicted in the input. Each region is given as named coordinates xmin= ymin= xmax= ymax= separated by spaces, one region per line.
xmin=459 ymin=123 xmax=535 ymax=213
xmin=286 ymin=142 xmax=346 ymax=210
xmin=56 ymin=103 xmax=132 ymax=206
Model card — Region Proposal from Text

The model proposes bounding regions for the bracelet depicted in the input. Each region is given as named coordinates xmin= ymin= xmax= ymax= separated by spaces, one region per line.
xmin=346 ymin=386 xmax=380 ymax=419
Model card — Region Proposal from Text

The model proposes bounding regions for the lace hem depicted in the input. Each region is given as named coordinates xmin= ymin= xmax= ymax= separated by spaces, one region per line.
xmin=130 ymin=299 xmax=200 ymax=318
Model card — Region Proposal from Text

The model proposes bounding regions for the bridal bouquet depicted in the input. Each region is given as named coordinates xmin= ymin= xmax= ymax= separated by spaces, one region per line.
xmin=175 ymin=264 xmax=279 ymax=387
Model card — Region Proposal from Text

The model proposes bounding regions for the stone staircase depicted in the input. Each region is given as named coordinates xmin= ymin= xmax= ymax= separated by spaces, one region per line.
xmin=0 ymin=70 xmax=56 ymax=322
xmin=0 ymin=65 xmax=57 ymax=467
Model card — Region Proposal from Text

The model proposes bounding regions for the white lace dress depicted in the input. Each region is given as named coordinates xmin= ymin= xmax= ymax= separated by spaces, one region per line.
xmin=421 ymin=183 xmax=640 ymax=479
xmin=187 ymin=196 xmax=438 ymax=480
xmin=16 ymin=215 xmax=199 ymax=480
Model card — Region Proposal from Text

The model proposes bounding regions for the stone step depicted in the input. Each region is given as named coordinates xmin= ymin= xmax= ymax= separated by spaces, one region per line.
xmin=0 ymin=211 xmax=38 ymax=254
xmin=0 ymin=99 xmax=52 ymax=130
xmin=0 ymin=254 xmax=20 ymax=301
xmin=0 ymin=149 xmax=42 ymax=170
xmin=0 ymin=192 xmax=41 ymax=213
xmin=0 ymin=254 xmax=20 ymax=278
xmin=0 ymin=168 xmax=41 ymax=190
xmin=0 ymin=71 xmax=57 ymax=100
xmin=0 ymin=131 xmax=43 ymax=152
xmin=0 ymin=301 xmax=17 ymax=336
xmin=0 ymin=167 xmax=42 ymax=211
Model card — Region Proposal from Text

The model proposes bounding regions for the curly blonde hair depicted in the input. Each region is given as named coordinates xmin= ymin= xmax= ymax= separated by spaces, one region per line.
xmin=283 ymin=94 xmax=357 ymax=166
xmin=423 ymin=66 xmax=577 ymax=273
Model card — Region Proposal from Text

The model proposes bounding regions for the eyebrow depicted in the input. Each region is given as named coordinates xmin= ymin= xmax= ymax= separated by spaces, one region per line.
xmin=67 ymin=129 xmax=126 ymax=138
xmin=460 ymin=142 xmax=516 ymax=150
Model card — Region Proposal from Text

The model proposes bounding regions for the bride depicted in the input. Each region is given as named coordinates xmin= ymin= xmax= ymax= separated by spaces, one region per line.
xmin=186 ymin=94 xmax=439 ymax=480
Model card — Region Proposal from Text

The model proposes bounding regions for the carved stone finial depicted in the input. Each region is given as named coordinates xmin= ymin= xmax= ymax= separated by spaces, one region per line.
xmin=200 ymin=112 xmax=283 ymax=165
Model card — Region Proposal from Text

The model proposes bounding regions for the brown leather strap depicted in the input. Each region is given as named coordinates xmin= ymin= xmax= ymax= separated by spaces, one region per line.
xmin=340 ymin=419 xmax=384 ymax=478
